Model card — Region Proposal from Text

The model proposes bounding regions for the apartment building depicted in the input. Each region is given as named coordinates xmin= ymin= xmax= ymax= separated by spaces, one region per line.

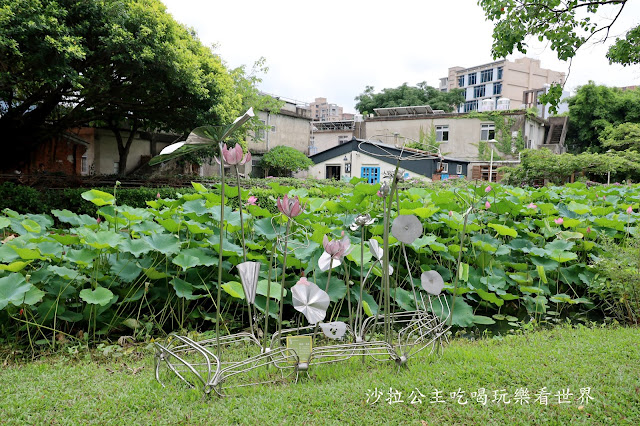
xmin=309 ymin=97 xmax=345 ymax=121
xmin=439 ymin=57 xmax=565 ymax=113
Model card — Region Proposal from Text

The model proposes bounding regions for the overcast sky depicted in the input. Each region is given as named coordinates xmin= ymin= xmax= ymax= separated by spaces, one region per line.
xmin=161 ymin=0 xmax=640 ymax=113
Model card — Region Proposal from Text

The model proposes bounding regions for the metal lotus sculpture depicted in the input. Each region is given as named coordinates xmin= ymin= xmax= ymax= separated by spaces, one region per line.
xmin=153 ymin=131 xmax=473 ymax=398
xmin=291 ymin=278 xmax=330 ymax=325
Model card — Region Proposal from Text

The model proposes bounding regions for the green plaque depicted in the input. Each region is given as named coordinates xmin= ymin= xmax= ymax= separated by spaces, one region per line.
xmin=286 ymin=336 xmax=313 ymax=363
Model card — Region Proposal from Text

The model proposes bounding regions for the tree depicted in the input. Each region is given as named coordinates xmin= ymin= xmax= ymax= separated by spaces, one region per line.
xmin=499 ymin=148 xmax=640 ymax=185
xmin=260 ymin=146 xmax=313 ymax=177
xmin=479 ymin=0 xmax=638 ymax=110
xmin=566 ymin=82 xmax=640 ymax=152
xmin=354 ymin=82 xmax=464 ymax=115
xmin=600 ymin=122 xmax=640 ymax=150
xmin=0 ymin=0 xmax=241 ymax=174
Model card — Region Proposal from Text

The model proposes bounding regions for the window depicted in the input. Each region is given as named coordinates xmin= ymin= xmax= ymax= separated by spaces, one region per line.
xmin=113 ymin=161 xmax=119 ymax=174
xmin=481 ymin=165 xmax=497 ymax=181
xmin=464 ymin=100 xmax=478 ymax=112
xmin=271 ymin=126 xmax=276 ymax=132
xmin=456 ymin=164 xmax=463 ymax=175
xmin=497 ymin=66 xmax=503 ymax=79
xmin=338 ymin=136 xmax=349 ymax=145
xmin=493 ymin=82 xmax=502 ymax=95
xmin=256 ymin=119 xmax=266 ymax=139
xmin=81 ymin=155 xmax=88 ymax=174
xmin=468 ymin=73 xmax=476 ymax=85
xmin=474 ymin=85 xmax=486 ymax=98
xmin=436 ymin=125 xmax=449 ymax=142
xmin=458 ymin=76 xmax=465 ymax=87
xmin=481 ymin=69 xmax=493 ymax=83
xmin=441 ymin=162 xmax=449 ymax=173
xmin=481 ymin=123 xmax=496 ymax=140
xmin=309 ymin=136 xmax=315 ymax=146
xmin=361 ymin=166 xmax=380 ymax=183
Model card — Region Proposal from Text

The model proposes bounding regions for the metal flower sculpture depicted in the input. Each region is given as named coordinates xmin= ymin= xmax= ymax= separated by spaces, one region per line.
xmin=350 ymin=213 xmax=375 ymax=231
xmin=318 ymin=233 xmax=352 ymax=272
xmin=291 ymin=277 xmax=330 ymax=325
xmin=368 ymin=239 xmax=393 ymax=274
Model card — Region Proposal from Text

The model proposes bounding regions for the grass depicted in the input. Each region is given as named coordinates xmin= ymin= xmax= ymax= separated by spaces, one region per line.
xmin=0 ymin=325 xmax=638 ymax=425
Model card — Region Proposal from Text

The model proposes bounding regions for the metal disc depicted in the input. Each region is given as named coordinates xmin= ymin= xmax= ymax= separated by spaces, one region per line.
xmin=421 ymin=270 xmax=444 ymax=295
xmin=391 ymin=215 xmax=423 ymax=244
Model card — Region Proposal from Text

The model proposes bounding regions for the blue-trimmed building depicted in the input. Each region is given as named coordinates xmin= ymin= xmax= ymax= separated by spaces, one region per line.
xmin=308 ymin=137 xmax=469 ymax=182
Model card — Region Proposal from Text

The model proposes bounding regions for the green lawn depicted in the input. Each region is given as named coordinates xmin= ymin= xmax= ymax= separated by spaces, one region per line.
xmin=1 ymin=325 xmax=638 ymax=425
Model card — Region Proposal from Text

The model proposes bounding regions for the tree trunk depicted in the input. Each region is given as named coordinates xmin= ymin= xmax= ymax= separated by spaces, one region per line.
xmin=110 ymin=120 xmax=138 ymax=176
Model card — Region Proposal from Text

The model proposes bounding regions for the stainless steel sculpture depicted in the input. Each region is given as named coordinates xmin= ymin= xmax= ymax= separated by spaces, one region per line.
xmin=291 ymin=278 xmax=331 ymax=325
xmin=154 ymin=132 xmax=476 ymax=397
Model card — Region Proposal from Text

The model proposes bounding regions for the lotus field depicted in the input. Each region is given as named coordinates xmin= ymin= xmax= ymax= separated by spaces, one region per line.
xmin=0 ymin=179 xmax=638 ymax=346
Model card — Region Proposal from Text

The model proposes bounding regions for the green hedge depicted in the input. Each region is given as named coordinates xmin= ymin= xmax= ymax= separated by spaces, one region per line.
xmin=0 ymin=178 xmax=357 ymax=216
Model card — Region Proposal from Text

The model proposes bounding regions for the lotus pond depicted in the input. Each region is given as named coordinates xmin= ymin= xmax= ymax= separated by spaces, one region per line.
xmin=1 ymin=179 xmax=639 ymax=348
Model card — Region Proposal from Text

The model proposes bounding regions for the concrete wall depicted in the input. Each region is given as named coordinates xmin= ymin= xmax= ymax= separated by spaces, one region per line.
xmin=311 ymin=130 xmax=355 ymax=154
xmin=503 ymin=58 xmax=565 ymax=109
xmin=362 ymin=116 xmax=490 ymax=162
xmin=309 ymin=150 xmax=430 ymax=182
xmin=90 ymin=129 xmax=172 ymax=175
xmin=361 ymin=112 xmax=546 ymax=162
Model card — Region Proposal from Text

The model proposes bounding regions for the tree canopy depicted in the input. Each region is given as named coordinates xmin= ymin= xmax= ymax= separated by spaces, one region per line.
xmin=479 ymin=0 xmax=636 ymax=64
xmin=479 ymin=0 xmax=638 ymax=111
xmin=0 ymin=0 xmax=246 ymax=173
xmin=260 ymin=146 xmax=313 ymax=177
xmin=354 ymin=82 xmax=464 ymax=115
xmin=565 ymin=82 xmax=640 ymax=152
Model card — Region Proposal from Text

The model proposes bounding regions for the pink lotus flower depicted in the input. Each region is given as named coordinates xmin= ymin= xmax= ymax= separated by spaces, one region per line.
xmin=156 ymin=192 xmax=161 ymax=199
xmin=485 ymin=201 xmax=491 ymax=209
xmin=448 ymin=210 xmax=453 ymax=217
xmin=246 ymin=195 xmax=258 ymax=206
xmin=554 ymin=217 xmax=564 ymax=225
xmin=319 ymin=233 xmax=352 ymax=271
xmin=527 ymin=203 xmax=537 ymax=209
xmin=277 ymin=194 xmax=303 ymax=218
xmin=296 ymin=277 xmax=311 ymax=286
xmin=376 ymin=190 xmax=382 ymax=197
xmin=626 ymin=206 xmax=633 ymax=214
xmin=96 ymin=217 xmax=102 ymax=224
xmin=586 ymin=226 xmax=591 ymax=234
xmin=215 ymin=143 xmax=251 ymax=166
xmin=485 ymin=185 xmax=492 ymax=193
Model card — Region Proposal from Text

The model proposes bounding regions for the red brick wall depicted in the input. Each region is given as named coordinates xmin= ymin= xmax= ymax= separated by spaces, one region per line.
xmin=27 ymin=128 xmax=93 ymax=175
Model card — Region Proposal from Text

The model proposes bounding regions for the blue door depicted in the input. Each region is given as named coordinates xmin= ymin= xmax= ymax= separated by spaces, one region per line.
xmin=361 ymin=166 xmax=380 ymax=183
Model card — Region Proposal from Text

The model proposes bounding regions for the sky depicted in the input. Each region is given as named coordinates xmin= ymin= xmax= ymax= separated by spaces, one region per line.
xmin=161 ymin=0 xmax=640 ymax=114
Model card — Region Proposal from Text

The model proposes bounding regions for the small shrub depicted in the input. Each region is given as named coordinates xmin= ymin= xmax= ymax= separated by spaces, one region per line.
xmin=590 ymin=237 xmax=640 ymax=325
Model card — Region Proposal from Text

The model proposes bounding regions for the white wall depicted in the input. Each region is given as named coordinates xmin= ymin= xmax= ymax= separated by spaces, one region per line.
xmin=309 ymin=150 xmax=430 ymax=182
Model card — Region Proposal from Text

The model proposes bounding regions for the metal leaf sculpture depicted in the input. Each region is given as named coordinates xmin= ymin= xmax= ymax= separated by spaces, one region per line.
xmin=237 ymin=261 xmax=260 ymax=304
xmin=368 ymin=239 xmax=393 ymax=274
xmin=291 ymin=278 xmax=330 ymax=325
xmin=391 ymin=215 xmax=423 ymax=244
xmin=319 ymin=321 xmax=347 ymax=339
xmin=421 ymin=270 xmax=444 ymax=295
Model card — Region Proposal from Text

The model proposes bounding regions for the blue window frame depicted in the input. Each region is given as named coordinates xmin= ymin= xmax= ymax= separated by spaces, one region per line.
xmin=361 ymin=166 xmax=380 ymax=183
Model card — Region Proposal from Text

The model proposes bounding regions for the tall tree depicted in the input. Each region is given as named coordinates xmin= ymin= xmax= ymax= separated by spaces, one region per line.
xmin=0 ymin=0 xmax=240 ymax=174
xmin=354 ymin=82 xmax=464 ymax=115
xmin=479 ymin=0 xmax=637 ymax=111
xmin=566 ymin=82 xmax=640 ymax=152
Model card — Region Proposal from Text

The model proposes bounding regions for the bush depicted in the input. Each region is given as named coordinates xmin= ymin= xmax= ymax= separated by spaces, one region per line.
xmin=261 ymin=146 xmax=313 ymax=177
xmin=590 ymin=238 xmax=640 ymax=325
